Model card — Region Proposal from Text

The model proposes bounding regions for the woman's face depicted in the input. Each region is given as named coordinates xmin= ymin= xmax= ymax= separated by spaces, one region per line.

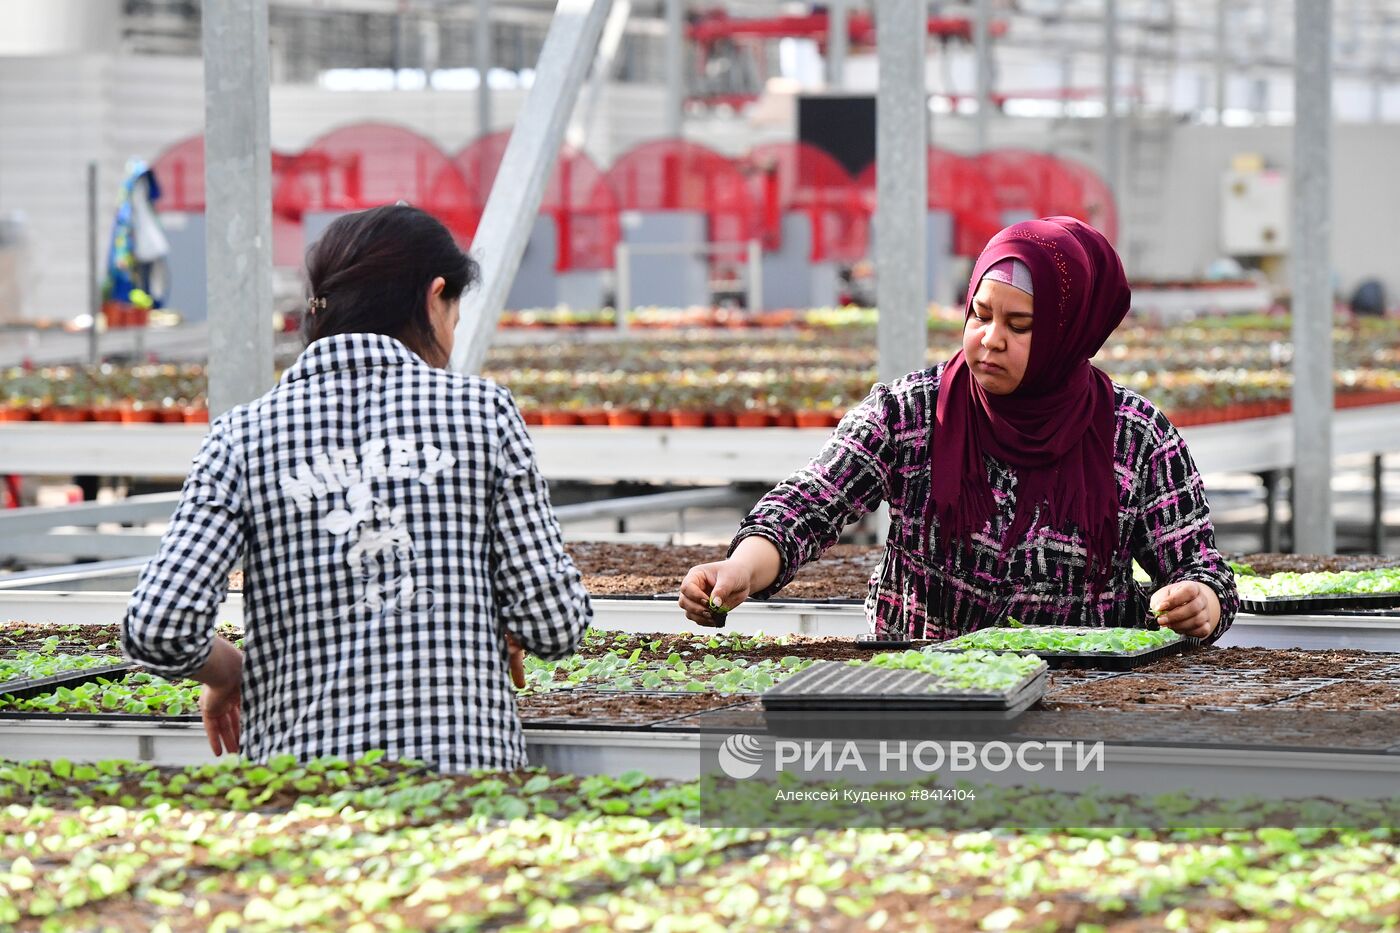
xmin=963 ymin=278 xmax=1033 ymax=395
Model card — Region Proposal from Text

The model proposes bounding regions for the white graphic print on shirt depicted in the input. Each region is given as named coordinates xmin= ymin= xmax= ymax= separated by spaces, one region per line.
xmin=280 ymin=439 xmax=457 ymax=615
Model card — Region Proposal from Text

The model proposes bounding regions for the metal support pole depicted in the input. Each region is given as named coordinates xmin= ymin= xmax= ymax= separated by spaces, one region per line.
xmin=1261 ymin=469 xmax=1280 ymax=553
xmin=1373 ymin=454 xmax=1386 ymax=554
xmin=973 ymin=0 xmax=992 ymax=152
xmin=86 ymin=161 xmax=99 ymax=366
xmin=568 ymin=0 xmax=631 ymax=150
xmin=827 ymin=0 xmax=848 ymax=89
xmin=1102 ymin=0 xmax=1120 ymax=204
xmin=475 ymin=0 xmax=492 ymax=135
xmin=874 ymin=0 xmax=928 ymax=385
xmin=746 ymin=239 xmax=763 ymax=313
xmin=1291 ymin=0 xmax=1334 ymax=554
xmin=614 ymin=241 xmax=631 ymax=331
xmin=203 ymin=0 xmax=275 ymax=417
xmin=665 ymin=0 xmax=683 ymax=137
xmin=1214 ymin=0 xmax=1227 ymax=123
xmin=453 ymin=0 xmax=616 ymax=375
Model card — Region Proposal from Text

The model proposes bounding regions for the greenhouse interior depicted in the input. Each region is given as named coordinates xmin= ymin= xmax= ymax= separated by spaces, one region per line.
xmin=3 ymin=0 xmax=1400 ymax=930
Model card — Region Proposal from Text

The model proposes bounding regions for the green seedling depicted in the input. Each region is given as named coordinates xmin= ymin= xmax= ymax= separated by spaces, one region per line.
xmin=1236 ymin=567 xmax=1400 ymax=600
xmin=707 ymin=596 xmax=730 ymax=627
xmin=940 ymin=625 xmax=1181 ymax=656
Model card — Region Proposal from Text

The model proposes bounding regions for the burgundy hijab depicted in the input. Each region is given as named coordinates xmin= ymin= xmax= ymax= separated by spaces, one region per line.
xmin=931 ymin=217 xmax=1131 ymax=581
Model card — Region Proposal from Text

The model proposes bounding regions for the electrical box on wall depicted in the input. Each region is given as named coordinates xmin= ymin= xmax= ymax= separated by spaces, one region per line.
xmin=1220 ymin=167 xmax=1289 ymax=256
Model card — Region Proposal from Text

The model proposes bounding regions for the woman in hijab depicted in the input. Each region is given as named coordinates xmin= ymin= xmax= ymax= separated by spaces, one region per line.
xmin=680 ymin=217 xmax=1237 ymax=642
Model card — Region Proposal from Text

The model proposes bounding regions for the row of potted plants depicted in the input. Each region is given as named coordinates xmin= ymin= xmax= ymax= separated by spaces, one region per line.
xmin=0 ymin=363 xmax=209 ymax=424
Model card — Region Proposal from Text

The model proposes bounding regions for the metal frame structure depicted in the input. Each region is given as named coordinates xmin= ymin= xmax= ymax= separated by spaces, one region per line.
xmin=0 ymin=487 xmax=750 ymax=562
xmin=4 ymin=403 xmax=1394 ymax=497
xmin=0 ymin=719 xmax=1396 ymax=789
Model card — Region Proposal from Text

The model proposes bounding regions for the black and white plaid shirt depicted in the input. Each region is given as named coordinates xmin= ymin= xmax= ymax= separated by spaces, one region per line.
xmin=123 ymin=333 xmax=591 ymax=772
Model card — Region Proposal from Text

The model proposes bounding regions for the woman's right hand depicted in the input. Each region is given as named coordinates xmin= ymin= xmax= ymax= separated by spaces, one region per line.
xmin=679 ymin=559 xmax=754 ymax=627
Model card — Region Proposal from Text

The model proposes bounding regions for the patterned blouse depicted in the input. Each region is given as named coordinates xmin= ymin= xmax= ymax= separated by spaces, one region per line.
xmin=733 ymin=363 xmax=1239 ymax=643
xmin=123 ymin=334 xmax=592 ymax=772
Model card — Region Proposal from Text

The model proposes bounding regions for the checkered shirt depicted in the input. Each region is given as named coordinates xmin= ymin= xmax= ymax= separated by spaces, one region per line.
xmin=734 ymin=362 xmax=1239 ymax=644
xmin=123 ymin=333 xmax=592 ymax=772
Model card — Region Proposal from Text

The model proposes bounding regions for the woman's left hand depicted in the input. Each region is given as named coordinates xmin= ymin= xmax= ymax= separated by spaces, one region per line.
xmin=505 ymin=632 xmax=526 ymax=689
xmin=1149 ymin=580 xmax=1221 ymax=639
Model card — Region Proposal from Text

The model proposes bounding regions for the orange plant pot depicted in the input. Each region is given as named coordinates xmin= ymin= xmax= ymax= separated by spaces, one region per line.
xmin=772 ymin=411 xmax=798 ymax=428
xmin=120 ymin=407 xmax=160 ymax=424
xmin=794 ymin=410 xmax=840 ymax=429
xmin=159 ymin=408 xmax=185 ymax=424
xmin=183 ymin=406 xmax=210 ymax=424
xmin=522 ymin=409 xmax=544 ymax=426
xmin=577 ymin=409 xmax=610 ymax=426
xmin=645 ymin=411 xmax=672 ymax=428
xmin=539 ymin=411 xmax=582 ymax=426
xmin=606 ymin=409 xmax=646 ymax=428
xmin=735 ymin=411 xmax=773 ymax=428
xmin=48 ymin=408 xmax=91 ymax=423
xmin=709 ymin=411 xmax=737 ymax=428
xmin=669 ymin=410 xmax=708 ymax=428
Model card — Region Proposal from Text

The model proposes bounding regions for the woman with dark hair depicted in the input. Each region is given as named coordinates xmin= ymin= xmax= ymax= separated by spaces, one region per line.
xmin=681 ymin=217 xmax=1238 ymax=643
xmin=124 ymin=204 xmax=591 ymax=771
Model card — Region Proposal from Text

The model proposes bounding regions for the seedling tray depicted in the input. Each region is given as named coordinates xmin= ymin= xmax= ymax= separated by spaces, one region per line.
xmin=761 ymin=660 xmax=1048 ymax=713
xmin=519 ymin=692 xmax=753 ymax=732
xmin=0 ymin=662 xmax=134 ymax=702
xmin=932 ymin=626 xmax=1188 ymax=670
xmin=1239 ymin=593 xmax=1400 ymax=615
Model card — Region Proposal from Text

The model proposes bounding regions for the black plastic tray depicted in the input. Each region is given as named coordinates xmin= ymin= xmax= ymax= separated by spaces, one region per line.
xmin=0 ymin=711 xmax=199 ymax=722
xmin=761 ymin=660 xmax=1048 ymax=712
xmin=0 ymin=662 xmax=134 ymax=702
xmin=1239 ymin=592 xmax=1400 ymax=615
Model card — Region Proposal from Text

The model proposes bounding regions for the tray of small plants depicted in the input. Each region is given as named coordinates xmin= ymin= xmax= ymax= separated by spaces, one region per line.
xmin=931 ymin=621 xmax=1187 ymax=670
xmin=762 ymin=649 xmax=1048 ymax=712
xmin=1233 ymin=563 xmax=1400 ymax=614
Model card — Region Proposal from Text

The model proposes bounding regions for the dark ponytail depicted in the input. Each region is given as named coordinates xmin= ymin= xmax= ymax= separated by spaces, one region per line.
xmin=303 ymin=204 xmax=478 ymax=364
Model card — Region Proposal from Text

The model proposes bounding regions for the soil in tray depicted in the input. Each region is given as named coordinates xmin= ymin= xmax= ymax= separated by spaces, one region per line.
xmin=1267 ymin=681 xmax=1400 ymax=710
xmin=1040 ymin=673 xmax=1339 ymax=710
xmin=1228 ymin=551 xmax=1400 ymax=575
xmin=576 ymin=634 xmax=890 ymax=664
xmin=1142 ymin=647 xmax=1400 ymax=681
xmin=228 ymin=544 xmax=880 ymax=599
xmin=0 ymin=622 xmax=243 ymax=655
xmin=517 ymin=690 xmax=752 ymax=726
xmin=568 ymin=542 xmax=879 ymax=600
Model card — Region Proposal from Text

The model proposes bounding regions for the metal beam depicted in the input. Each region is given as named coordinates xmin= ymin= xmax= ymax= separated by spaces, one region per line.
xmin=874 ymin=0 xmax=927 ymax=385
xmin=1102 ymin=0 xmax=1120 ymax=204
xmin=1214 ymin=0 xmax=1227 ymax=123
xmin=1291 ymin=0 xmax=1334 ymax=554
xmin=664 ymin=0 xmax=683 ymax=137
xmin=475 ymin=0 xmax=492 ymax=134
xmin=973 ymin=0 xmax=992 ymax=151
xmin=86 ymin=161 xmax=100 ymax=365
xmin=0 ymin=493 xmax=180 ymax=535
xmin=567 ymin=0 xmax=631 ymax=150
xmin=826 ymin=0 xmax=848 ymax=89
xmin=0 ymin=532 xmax=165 ymax=562
xmin=202 ymin=0 xmax=275 ymax=418
xmin=451 ymin=0 xmax=615 ymax=375
xmin=553 ymin=487 xmax=750 ymax=524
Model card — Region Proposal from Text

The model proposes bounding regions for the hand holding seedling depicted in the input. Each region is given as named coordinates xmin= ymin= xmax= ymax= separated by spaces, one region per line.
xmin=679 ymin=560 xmax=751 ymax=627
xmin=1149 ymin=580 xmax=1221 ymax=639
